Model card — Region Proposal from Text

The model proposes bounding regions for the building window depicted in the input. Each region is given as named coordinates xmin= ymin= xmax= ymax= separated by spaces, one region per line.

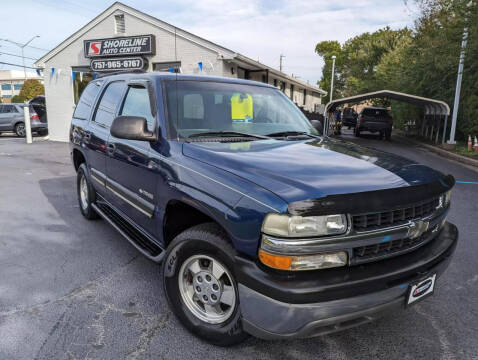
xmin=14 ymin=84 xmax=23 ymax=91
xmin=3 ymin=95 xmax=12 ymax=98
xmin=115 ymin=14 xmax=125 ymax=34
xmin=273 ymin=79 xmax=277 ymax=87
xmin=1 ymin=84 xmax=12 ymax=90
xmin=72 ymin=68 xmax=96 ymax=104
xmin=290 ymin=84 xmax=294 ymax=100
xmin=153 ymin=61 xmax=181 ymax=73
xmin=303 ymin=89 xmax=307 ymax=106
xmin=262 ymin=74 xmax=267 ymax=83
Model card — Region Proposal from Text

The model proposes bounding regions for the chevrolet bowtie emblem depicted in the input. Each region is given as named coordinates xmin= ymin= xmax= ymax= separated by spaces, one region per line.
xmin=408 ymin=220 xmax=429 ymax=239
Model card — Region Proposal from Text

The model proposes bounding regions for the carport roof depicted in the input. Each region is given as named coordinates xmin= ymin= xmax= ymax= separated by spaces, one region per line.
xmin=325 ymin=90 xmax=450 ymax=115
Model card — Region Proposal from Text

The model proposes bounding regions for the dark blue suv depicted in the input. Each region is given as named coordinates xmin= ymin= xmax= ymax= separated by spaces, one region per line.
xmin=70 ymin=73 xmax=457 ymax=346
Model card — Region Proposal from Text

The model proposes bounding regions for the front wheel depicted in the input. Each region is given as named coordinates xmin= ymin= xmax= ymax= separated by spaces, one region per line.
xmin=162 ymin=223 xmax=248 ymax=346
xmin=15 ymin=122 xmax=26 ymax=137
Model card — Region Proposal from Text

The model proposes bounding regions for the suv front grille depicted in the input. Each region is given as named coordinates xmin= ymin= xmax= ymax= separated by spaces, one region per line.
xmin=353 ymin=234 xmax=428 ymax=263
xmin=352 ymin=197 xmax=439 ymax=231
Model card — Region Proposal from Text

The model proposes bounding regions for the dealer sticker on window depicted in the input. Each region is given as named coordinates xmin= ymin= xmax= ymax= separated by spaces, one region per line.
xmin=407 ymin=274 xmax=436 ymax=306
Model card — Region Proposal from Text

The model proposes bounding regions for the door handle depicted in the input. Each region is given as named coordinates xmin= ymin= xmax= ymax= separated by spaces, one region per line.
xmin=106 ymin=143 xmax=116 ymax=155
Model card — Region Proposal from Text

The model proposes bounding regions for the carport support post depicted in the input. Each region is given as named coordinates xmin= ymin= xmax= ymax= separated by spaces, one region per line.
xmin=23 ymin=104 xmax=32 ymax=144
xmin=442 ymin=115 xmax=448 ymax=144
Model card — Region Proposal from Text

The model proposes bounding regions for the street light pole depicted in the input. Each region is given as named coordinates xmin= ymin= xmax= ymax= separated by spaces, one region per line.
xmin=448 ymin=0 xmax=473 ymax=144
xmin=330 ymin=55 xmax=336 ymax=102
xmin=448 ymin=27 xmax=468 ymax=144
xmin=0 ymin=36 xmax=40 ymax=144
xmin=0 ymin=36 xmax=40 ymax=81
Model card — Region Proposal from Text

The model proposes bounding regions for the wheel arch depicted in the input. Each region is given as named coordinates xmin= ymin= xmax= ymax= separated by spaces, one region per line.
xmin=72 ymin=148 xmax=87 ymax=172
xmin=162 ymin=198 xmax=235 ymax=249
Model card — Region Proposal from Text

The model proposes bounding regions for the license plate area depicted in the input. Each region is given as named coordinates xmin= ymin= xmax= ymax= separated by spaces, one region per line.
xmin=407 ymin=274 xmax=436 ymax=306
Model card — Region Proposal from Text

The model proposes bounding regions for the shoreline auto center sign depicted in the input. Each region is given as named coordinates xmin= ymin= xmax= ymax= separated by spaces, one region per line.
xmin=84 ymin=35 xmax=155 ymax=72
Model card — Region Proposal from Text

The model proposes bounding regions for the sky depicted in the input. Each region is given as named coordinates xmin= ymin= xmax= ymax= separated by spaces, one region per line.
xmin=0 ymin=0 xmax=419 ymax=84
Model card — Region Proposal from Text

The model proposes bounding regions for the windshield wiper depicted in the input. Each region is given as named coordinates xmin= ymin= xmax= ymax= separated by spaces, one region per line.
xmin=188 ymin=131 xmax=270 ymax=140
xmin=266 ymin=131 xmax=316 ymax=138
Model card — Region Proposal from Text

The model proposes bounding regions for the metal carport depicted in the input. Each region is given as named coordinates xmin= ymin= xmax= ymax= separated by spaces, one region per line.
xmin=323 ymin=90 xmax=450 ymax=143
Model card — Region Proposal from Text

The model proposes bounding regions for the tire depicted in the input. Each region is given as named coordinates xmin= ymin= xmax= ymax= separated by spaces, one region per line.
xmin=37 ymin=129 xmax=48 ymax=136
xmin=385 ymin=130 xmax=392 ymax=141
xmin=162 ymin=223 xmax=248 ymax=346
xmin=15 ymin=122 xmax=26 ymax=137
xmin=379 ymin=131 xmax=384 ymax=140
xmin=76 ymin=163 xmax=99 ymax=220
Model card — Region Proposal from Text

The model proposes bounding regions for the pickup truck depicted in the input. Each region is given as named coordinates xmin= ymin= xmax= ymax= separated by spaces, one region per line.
xmin=70 ymin=73 xmax=457 ymax=346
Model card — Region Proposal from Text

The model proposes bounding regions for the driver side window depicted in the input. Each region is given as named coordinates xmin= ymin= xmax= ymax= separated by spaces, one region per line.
xmin=120 ymin=86 xmax=155 ymax=132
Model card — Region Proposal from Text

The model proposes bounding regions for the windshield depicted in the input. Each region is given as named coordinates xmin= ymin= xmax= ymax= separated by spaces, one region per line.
xmin=164 ymin=80 xmax=318 ymax=139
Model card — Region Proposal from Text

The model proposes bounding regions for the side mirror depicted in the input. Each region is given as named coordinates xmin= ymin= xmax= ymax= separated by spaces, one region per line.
xmin=110 ymin=116 xmax=156 ymax=141
xmin=310 ymin=119 xmax=323 ymax=134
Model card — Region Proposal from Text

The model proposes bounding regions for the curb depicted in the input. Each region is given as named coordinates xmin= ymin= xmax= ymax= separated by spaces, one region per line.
xmin=394 ymin=133 xmax=478 ymax=169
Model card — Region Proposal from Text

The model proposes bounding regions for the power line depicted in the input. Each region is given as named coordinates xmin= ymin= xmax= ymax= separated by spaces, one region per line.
xmin=0 ymin=61 xmax=38 ymax=70
xmin=0 ymin=51 xmax=38 ymax=61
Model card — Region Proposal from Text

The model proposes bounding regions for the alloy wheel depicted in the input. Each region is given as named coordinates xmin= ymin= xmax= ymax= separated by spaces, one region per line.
xmin=178 ymin=254 xmax=236 ymax=324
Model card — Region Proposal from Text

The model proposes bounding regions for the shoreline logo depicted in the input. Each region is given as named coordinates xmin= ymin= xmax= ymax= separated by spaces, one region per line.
xmin=88 ymin=42 xmax=102 ymax=55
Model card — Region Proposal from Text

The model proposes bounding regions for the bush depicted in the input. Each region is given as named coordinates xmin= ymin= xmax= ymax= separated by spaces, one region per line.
xmin=11 ymin=95 xmax=27 ymax=103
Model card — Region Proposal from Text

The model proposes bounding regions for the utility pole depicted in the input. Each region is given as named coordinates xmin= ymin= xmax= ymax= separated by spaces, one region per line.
xmin=448 ymin=0 xmax=473 ymax=144
xmin=279 ymin=54 xmax=285 ymax=72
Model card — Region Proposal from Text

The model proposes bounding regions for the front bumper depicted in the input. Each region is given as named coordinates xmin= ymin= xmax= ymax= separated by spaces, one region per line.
xmin=237 ymin=222 xmax=458 ymax=339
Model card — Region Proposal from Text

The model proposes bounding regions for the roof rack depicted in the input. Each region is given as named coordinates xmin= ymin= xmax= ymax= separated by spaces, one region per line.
xmin=97 ymin=69 xmax=147 ymax=78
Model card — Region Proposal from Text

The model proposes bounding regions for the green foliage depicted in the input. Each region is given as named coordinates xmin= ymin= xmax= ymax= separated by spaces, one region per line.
xmin=18 ymin=79 xmax=44 ymax=100
xmin=11 ymin=95 xmax=27 ymax=103
xmin=315 ymin=0 xmax=478 ymax=140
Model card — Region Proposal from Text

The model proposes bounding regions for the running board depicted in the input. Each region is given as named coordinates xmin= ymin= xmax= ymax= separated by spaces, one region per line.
xmin=91 ymin=202 xmax=165 ymax=262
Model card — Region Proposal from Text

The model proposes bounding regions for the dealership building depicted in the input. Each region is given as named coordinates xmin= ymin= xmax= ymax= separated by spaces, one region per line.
xmin=35 ymin=2 xmax=327 ymax=142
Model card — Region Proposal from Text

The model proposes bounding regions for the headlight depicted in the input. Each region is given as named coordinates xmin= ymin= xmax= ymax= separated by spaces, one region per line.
xmin=259 ymin=249 xmax=348 ymax=271
xmin=437 ymin=190 xmax=451 ymax=209
xmin=262 ymin=213 xmax=347 ymax=237
xmin=444 ymin=190 xmax=451 ymax=206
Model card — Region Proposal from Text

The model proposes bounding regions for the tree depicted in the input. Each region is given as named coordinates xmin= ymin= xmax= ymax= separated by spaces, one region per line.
xmin=18 ymin=79 xmax=44 ymax=100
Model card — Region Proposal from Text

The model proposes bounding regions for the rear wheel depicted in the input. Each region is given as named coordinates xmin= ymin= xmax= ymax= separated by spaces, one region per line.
xmin=77 ymin=163 xmax=99 ymax=220
xmin=163 ymin=223 xmax=248 ymax=346
xmin=15 ymin=123 xmax=25 ymax=137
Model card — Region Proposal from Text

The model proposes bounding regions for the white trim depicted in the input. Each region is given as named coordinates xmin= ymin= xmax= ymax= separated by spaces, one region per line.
xmin=324 ymin=89 xmax=450 ymax=115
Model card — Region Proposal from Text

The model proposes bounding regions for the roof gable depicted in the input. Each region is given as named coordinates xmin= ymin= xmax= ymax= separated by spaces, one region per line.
xmin=35 ymin=2 xmax=235 ymax=66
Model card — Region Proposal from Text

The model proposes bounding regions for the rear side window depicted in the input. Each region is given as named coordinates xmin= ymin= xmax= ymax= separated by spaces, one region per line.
xmin=93 ymin=81 xmax=125 ymax=128
xmin=0 ymin=105 xmax=17 ymax=113
xmin=73 ymin=81 xmax=103 ymax=120
xmin=120 ymin=86 xmax=155 ymax=131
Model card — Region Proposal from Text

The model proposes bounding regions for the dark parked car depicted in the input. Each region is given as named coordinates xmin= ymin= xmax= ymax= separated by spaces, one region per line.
xmin=341 ymin=107 xmax=358 ymax=128
xmin=0 ymin=103 xmax=48 ymax=137
xmin=70 ymin=73 xmax=457 ymax=346
xmin=355 ymin=106 xmax=393 ymax=140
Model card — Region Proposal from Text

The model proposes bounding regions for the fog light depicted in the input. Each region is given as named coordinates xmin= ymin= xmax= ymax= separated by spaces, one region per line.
xmin=259 ymin=249 xmax=348 ymax=271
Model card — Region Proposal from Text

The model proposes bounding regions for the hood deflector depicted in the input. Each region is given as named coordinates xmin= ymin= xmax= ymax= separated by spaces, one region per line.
xmin=288 ymin=175 xmax=455 ymax=216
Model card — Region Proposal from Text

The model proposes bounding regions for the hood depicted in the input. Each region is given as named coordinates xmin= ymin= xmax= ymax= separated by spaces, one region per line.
xmin=182 ymin=138 xmax=445 ymax=204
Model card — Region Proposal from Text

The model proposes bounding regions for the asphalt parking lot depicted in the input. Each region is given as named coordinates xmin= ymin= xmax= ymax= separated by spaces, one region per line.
xmin=1 ymin=132 xmax=477 ymax=360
